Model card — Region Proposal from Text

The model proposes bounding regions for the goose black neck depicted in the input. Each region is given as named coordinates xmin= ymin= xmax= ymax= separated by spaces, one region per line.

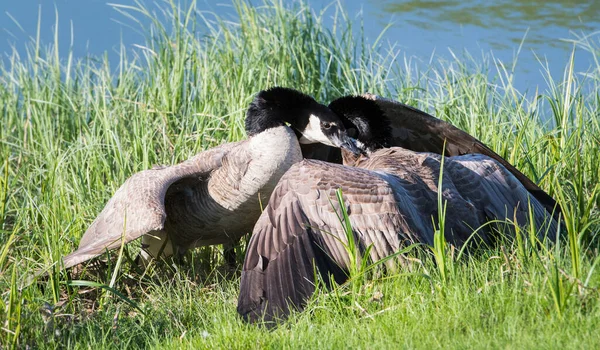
xmin=245 ymin=87 xmax=318 ymax=136
xmin=328 ymin=96 xmax=392 ymax=151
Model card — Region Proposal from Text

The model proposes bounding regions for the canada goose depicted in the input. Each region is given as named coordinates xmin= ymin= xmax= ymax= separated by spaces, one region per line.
xmin=237 ymin=95 xmax=559 ymax=324
xmin=58 ymin=87 xmax=360 ymax=271
xmin=301 ymin=94 xmax=560 ymax=218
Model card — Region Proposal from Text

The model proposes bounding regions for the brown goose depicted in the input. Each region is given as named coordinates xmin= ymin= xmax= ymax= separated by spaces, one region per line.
xmin=237 ymin=96 xmax=559 ymax=324
xmin=301 ymin=94 xmax=560 ymax=218
xmin=59 ymin=87 xmax=360 ymax=270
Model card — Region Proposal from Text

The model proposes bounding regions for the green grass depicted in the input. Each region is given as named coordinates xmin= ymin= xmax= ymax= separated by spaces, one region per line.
xmin=1 ymin=0 xmax=599 ymax=348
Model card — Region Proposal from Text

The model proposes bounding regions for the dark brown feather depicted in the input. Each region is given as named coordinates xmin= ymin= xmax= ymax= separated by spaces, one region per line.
xmin=369 ymin=95 xmax=560 ymax=218
xmin=318 ymin=94 xmax=560 ymax=219
xmin=238 ymin=149 xmax=559 ymax=324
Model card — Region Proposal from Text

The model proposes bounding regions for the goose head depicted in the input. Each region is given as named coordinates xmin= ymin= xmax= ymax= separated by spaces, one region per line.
xmin=245 ymin=87 xmax=362 ymax=155
xmin=328 ymin=95 xmax=393 ymax=154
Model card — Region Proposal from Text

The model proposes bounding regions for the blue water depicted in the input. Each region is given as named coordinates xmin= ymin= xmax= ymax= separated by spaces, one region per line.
xmin=1 ymin=0 xmax=598 ymax=92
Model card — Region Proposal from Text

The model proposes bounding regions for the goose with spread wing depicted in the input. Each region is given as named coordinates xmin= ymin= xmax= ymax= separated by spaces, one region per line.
xmin=59 ymin=87 xmax=361 ymax=270
xmin=301 ymin=94 xmax=560 ymax=218
xmin=238 ymin=95 xmax=559 ymax=324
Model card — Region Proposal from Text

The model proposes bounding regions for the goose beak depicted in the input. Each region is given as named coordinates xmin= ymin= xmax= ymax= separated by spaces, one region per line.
xmin=333 ymin=135 xmax=363 ymax=156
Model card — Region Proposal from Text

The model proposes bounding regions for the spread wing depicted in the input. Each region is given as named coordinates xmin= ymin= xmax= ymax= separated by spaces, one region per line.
xmin=238 ymin=159 xmax=435 ymax=324
xmin=356 ymin=147 xmax=558 ymax=243
xmin=238 ymin=153 xmax=561 ymax=324
xmin=445 ymin=154 xmax=558 ymax=241
xmin=362 ymin=94 xmax=560 ymax=218
xmin=61 ymin=142 xmax=239 ymax=269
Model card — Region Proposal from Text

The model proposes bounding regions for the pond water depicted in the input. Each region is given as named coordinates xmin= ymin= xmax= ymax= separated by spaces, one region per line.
xmin=1 ymin=0 xmax=598 ymax=92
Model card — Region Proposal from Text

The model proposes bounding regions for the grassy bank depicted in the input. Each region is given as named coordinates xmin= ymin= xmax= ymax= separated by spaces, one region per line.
xmin=1 ymin=0 xmax=599 ymax=348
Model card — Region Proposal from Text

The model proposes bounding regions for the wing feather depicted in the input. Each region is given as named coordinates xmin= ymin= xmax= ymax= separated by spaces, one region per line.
xmin=365 ymin=94 xmax=560 ymax=217
xmin=445 ymin=154 xmax=558 ymax=241
xmin=61 ymin=143 xmax=237 ymax=269
xmin=239 ymin=148 xmax=561 ymax=325
xmin=238 ymin=160 xmax=431 ymax=323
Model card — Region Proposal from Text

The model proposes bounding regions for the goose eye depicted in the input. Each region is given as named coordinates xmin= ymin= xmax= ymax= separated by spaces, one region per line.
xmin=322 ymin=122 xmax=332 ymax=129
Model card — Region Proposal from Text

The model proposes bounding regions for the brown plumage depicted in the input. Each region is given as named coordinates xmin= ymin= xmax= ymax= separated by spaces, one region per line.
xmin=238 ymin=96 xmax=560 ymax=325
xmin=58 ymin=87 xmax=361 ymax=271
xmin=302 ymin=93 xmax=560 ymax=218
xmin=62 ymin=131 xmax=291 ymax=269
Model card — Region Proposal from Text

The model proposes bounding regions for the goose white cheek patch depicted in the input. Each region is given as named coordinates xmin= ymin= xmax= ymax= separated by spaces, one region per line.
xmin=299 ymin=114 xmax=335 ymax=146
